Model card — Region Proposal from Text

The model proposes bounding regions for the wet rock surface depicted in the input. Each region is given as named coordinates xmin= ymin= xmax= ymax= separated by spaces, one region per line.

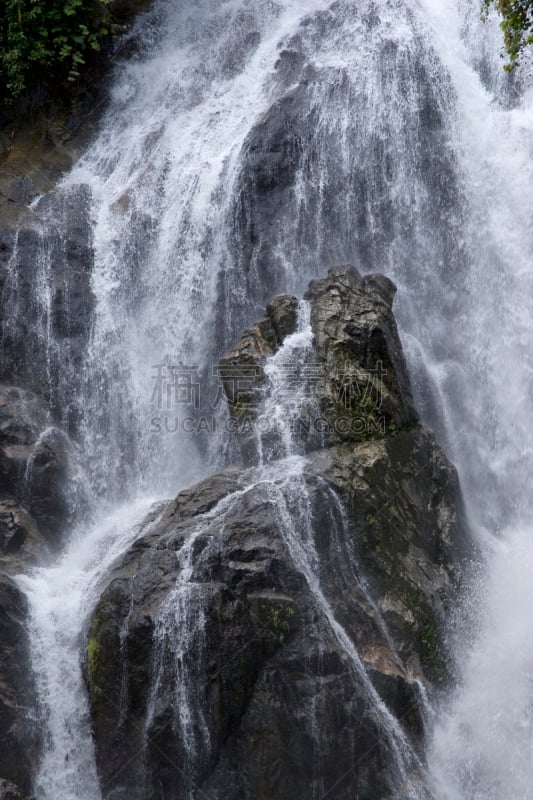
xmin=0 ymin=385 xmax=71 ymax=552
xmin=0 ymin=382 xmax=79 ymax=790
xmin=85 ymin=268 xmax=470 ymax=800
xmin=0 ymin=185 xmax=95 ymax=411
xmin=219 ymin=293 xmax=298 ymax=430
xmin=0 ymin=578 xmax=40 ymax=797
xmin=0 ymin=500 xmax=44 ymax=572
xmin=304 ymin=267 xmax=418 ymax=434
xmin=0 ymin=386 xmax=75 ymax=792
xmin=0 ymin=779 xmax=30 ymax=800
xmin=221 ymin=267 xmax=418 ymax=463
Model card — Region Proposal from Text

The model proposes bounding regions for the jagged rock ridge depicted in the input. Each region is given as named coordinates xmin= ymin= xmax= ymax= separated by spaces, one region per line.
xmin=84 ymin=267 xmax=470 ymax=800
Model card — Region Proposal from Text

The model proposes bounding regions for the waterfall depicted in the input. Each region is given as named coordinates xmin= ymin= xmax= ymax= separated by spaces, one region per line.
xmin=254 ymin=300 xmax=316 ymax=462
xmin=7 ymin=0 xmax=533 ymax=797
xmin=17 ymin=497 xmax=161 ymax=800
xmin=412 ymin=5 xmax=533 ymax=799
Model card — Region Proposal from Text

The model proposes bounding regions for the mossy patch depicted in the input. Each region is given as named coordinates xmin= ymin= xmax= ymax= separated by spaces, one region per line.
xmin=419 ymin=623 xmax=448 ymax=684
xmin=251 ymin=597 xmax=298 ymax=646
xmin=86 ymin=616 xmax=106 ymax=707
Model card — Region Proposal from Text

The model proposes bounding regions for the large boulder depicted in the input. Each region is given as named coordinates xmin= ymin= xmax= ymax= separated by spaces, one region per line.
xmin=85 ymin=268 xmax=470 ymax=800
xmin=0 ymin=501 xmax=44 ymax=573
xmin=0 ymin=385 xmax=72 ymax=551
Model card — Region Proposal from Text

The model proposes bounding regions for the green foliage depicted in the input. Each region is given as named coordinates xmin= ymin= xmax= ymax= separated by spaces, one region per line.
xmin=87 ymin=613 xmax=106 ymax=707
xmin=483 ymin=0 xmax=533 ymax=70
xmin=387 ymin=421 xmax=399 ymax=437
xmin=0 ymin=0 xmax=117 ymax=101
xmin=260 ymin=601 xmax=296 ymax=645
xmin=87 ymin=635 xmax=103 ymax=695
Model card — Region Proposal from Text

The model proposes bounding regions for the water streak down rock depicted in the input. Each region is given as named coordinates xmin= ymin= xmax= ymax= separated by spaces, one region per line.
xmin=85 ymin=268 xmax=470 ymax=800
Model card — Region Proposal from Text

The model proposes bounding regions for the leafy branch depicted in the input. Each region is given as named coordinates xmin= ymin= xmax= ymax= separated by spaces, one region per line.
xmin=483 ymin=0 xmax=533 ymax=70
xmin=0 ymin=0 xmax=122 ymax=101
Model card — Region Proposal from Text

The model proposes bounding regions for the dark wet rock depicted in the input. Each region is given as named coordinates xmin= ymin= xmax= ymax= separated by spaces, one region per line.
xmin=0 ymin=501 xmax=45 ymax=572
xmin=304 ymin=266 xmax=418 ymax=436
xmin=244 ymin=83 xmax=306 ymax=196
xmin=86 ymin=432 xmax=464 ymax=799
xmin=218 ymin=82 xmax=313 ymax=334
xmin=0 ymin=386 xmax=47 ymax=497
xmin=0 ymin=186 xmax=95 ymax=419
xmin=0 ymin=779 xmax=29 ymax=800
xmin=311 ymin=425 xmax=468 ymax=683
xmin=0 ymin=124 xmax=74 ymax=228
xmin=0 ymin=385 xmax=72 ymax=550
xmin=219 ymin=293 xmax=298 ymax=427
xmin=86 ymin=268 xmax=469 ymax=800
xmin=221 ymin=266 xmax=417 ymax=463
xmin=265 ymin=294 xmax=298 ymax=342
xmin=24 ymin=428 xmax=71 ymax=546
xmin=0 ymin=578 xmax=40 ymax=796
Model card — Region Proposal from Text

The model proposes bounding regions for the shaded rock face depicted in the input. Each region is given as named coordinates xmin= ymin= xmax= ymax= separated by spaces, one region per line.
xmin=0 ymin=577 xmax=40 ymax=798
xmin=0 ymin=501 xmax=44 ymax=572
xmin=305 ymin=268 xmax=417 ymax=433
xmin=0 ymin=779 xmax=28 ymax=800
xmin=221 ymin=267 xmax=417 ymax=463
xmin=0 ymin=388 xmax=71 ymax=795
xmin=0 ymin=385 xmax=72 ymax=555
xmin=0 ymin=181 xmax=92 ymax=562
xmin=85 ymin=268 xmax=469 ymax=800
xmin=219 ymin=294 xmax=298 ymax=429
xmin=0 ymin=185 xmax=95 ymax=427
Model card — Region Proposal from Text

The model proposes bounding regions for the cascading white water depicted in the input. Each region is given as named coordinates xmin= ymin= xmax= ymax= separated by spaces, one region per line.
xmin=17 ymin=497 xmax=160 ymax=800
xmin=412 ymin=5 xmax=533 ymax=799
xmin=145 ymin=523 xmax=212 ymax=793
xmin=10 ymin=0 xmax=533 ymax=797
xmin=255 ymin=300 xmax=317 ymax=462
xmin=66 ymin=0 xmax=340 ymax=499
xmin=250 ymin=305 xmax=429 ymax=792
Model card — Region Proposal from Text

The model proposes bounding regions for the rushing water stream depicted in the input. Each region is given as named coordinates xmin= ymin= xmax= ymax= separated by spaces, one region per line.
xmin=7 ymin=0 xmax=533 ymax=797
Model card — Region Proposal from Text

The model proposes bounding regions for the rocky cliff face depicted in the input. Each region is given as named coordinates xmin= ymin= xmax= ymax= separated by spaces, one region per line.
xmin=0 ymin=12 xmax=151 ymax=792
xmin=0 ymin=382 xmax=77 ymax=799
xmin=0 ymin=159 xmax=93 ymax=800
xmin=0 ymin=577 xmax=39 ymax=800
xmin=0 ymin=48 xmax=108 ymax=796
xmin=84 ymin=267 xmax=469 ymax=800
